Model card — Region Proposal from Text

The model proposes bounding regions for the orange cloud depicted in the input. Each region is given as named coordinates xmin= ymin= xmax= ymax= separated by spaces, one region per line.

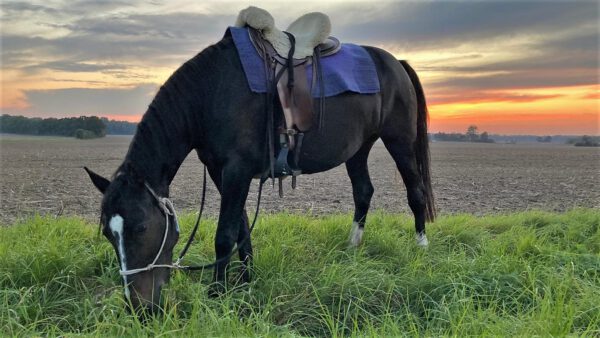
xmin=431 ymin=113 xmax=598 ymax=135
xmin=427 ymin=84 xmax=599 ymax=134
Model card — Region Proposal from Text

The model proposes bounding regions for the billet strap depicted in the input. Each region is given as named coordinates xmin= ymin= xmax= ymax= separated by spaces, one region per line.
xmin=175 ymin=166 xmax=207 ymax=262
xmin=283 ymin=31 xmax=296 ymax=92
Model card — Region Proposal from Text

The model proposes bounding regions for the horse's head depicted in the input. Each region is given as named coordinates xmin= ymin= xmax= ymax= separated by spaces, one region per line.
xmin=84 ymin=167 xmax=179 ymax=315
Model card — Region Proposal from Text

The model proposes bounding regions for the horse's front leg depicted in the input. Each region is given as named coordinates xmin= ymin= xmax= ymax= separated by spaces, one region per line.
xmin=211 ymin=162 xmax=253 ymax=295
xmin=206 ymin=165 xmax=253 ymax=285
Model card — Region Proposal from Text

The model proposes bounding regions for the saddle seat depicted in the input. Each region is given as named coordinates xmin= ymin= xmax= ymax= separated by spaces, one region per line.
xmin=235 ymin=6 xmax=339 ymax=59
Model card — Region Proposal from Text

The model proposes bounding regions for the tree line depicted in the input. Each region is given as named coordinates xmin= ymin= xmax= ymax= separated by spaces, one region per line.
xmin=433 ymin=125 xmax=494 ymax=143
xmin=1 ymin=114 xmax=106 ymax=138
xmin=567 ymin=135 xmax=599 ymax=147
xmin=100 ymin=118 xmax=137 ymax=135
xmin=1 ymin=114 xmax=139 ymax=138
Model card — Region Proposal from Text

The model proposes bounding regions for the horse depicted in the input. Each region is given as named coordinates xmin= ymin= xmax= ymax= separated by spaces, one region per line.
xmin=85 ymin=30 xmax=436 ymax=315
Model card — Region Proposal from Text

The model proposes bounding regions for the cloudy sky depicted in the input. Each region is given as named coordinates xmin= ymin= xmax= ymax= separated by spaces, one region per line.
xmin=1 ymin=0 xmax=598 ymax=134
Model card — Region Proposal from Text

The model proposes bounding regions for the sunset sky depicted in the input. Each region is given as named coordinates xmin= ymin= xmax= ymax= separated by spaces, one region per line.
xmin=1 ymin=0 xmax=598 ymax=135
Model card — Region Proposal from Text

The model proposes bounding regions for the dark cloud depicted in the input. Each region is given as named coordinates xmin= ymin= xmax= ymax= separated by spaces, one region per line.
xmin=23 ymin=84 xmax=157 ymax=116
xmin=431 ymin=68 xmax=596 ymax=91
xmin=2 ymin=11 xmax=234 ymax=71
xmin=5 ymin=2 xmax=597 ymax=72
xmin=333 ymin=1 xmax=599 ymax=93
xmin=62 ymin=12 xmax=233 ymax=39
xmin=2 ymin=1 xmax=598 ymax=117
xmin=331 ymin=1 xmax=598 ymax=49
xmin=0 ymin=2 xmax=59 ymax=15
xmin=0 ymin=0 xmax=140 ymax=18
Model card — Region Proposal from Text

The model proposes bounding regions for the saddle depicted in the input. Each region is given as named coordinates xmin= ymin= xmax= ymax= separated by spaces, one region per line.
xmin=235 ymin=7 xmax=341 ymax=192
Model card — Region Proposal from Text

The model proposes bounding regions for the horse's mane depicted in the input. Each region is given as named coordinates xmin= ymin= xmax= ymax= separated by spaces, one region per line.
xmin=115 ymin=36 xmax=235 ymax=183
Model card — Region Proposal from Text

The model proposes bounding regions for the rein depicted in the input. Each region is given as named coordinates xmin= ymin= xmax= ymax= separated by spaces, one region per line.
xmin=118 ymin=166 xmax=264 ymax=276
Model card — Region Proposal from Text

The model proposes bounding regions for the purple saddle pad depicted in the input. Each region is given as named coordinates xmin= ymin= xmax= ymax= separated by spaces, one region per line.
xmin=227 ymin=27 xmax=380 ymax=97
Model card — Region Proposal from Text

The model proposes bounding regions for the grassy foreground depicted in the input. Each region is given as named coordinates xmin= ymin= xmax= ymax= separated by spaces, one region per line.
xmin=1 ymin=210 xmax=599 ymax=336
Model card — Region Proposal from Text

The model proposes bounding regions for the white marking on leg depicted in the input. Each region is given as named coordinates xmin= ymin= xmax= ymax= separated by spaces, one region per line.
xmin=416 ymin=232 xmax=429 ymax=247
xmin=349 ymin=221 xmax=364 ymax=247
xmin=109 ymin=215 xmax=130 ymax=299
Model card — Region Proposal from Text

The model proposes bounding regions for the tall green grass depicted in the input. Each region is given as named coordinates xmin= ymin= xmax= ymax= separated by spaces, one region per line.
xmin=1 ymin=209 xmax=599 ymax=336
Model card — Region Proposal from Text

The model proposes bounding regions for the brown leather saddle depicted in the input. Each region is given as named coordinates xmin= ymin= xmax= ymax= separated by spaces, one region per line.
xmin=249 ymin=28 xmax=340 ymax=133
xmin=248 ymin=27 xmax=341 ymax=189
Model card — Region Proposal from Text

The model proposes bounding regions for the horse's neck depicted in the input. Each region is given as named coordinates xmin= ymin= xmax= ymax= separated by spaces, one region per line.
xmin=122 ymin=110 xmax=191 ymax=195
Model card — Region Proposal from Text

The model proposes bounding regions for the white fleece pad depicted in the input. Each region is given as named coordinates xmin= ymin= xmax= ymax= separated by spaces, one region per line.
xmin=235 ymin=6 xmax=331 ymax=59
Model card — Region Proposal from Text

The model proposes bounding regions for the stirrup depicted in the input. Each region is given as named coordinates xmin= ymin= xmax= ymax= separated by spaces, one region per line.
xmin=274 ymin=145 xmax=293 ymax=176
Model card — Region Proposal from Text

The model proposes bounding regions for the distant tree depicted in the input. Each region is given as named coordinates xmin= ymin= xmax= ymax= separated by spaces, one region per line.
xmin=433 ymin=132 xmax=467 ymax=142
xmin=537 ymin=136 xmax=552 ymax=143
xmin=433 ymin=127 xmax=494 ymax=143
xmin=480 ymin=131 xmax=490 ymax=142
xmin=101 ymin=117 xmax=137 ymax=135
xmin=466 ymin=125 xmax=479 ymax=142
xmin=82 ymin=116 xmax=106 ymax=136
xmin=75 ymin=129 xmax=98 ymax=139
xmin=574 ymin=135 xmax=600 ymax=147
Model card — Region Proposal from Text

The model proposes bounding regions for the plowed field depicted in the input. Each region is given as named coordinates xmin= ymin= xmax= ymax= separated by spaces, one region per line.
xmin=1 ymin=134 xmax=598 ymax=224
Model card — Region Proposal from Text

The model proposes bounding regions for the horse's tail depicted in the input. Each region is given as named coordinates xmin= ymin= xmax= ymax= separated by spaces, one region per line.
xmin=399 ymin=60 xmax=436 ymax=222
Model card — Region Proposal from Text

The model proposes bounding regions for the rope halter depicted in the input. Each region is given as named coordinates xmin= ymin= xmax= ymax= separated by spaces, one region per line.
xmin=118 ymin=183 xmax=183 ymax=276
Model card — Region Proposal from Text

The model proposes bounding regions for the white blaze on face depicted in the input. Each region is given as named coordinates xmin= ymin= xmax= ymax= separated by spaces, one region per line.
xmin=109 ymin=214 xmax=130 ymax=299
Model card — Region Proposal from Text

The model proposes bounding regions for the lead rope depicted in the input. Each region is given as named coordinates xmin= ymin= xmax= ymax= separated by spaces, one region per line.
xmin=174 ymin=165 xmax=207 ymax=265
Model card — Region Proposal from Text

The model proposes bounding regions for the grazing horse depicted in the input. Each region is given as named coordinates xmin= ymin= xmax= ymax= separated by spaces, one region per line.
xmin=85 ymin=31 xmax=435 ymax=314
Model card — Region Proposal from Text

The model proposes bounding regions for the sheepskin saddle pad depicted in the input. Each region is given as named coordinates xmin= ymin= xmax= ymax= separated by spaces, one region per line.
xmin=235 ymin=6 xmax=331 ymax=59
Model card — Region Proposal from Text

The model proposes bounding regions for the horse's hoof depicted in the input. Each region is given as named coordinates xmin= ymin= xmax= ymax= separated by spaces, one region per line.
xmin=348 ymin=221 xmax=363 ymax=247
xmin=207 ymin=282 xmax=226 ymax=298
xmin=416 ymin=232 xmax=429 ymax=247
xmin=231 ymin=270 xmax=251 ymax=289
xmin=239 ymin=267 xmax=251 ymax=284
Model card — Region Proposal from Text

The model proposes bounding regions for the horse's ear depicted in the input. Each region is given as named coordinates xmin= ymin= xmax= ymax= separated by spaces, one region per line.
xmin=84 ymin=167 xmax=110 ymax=194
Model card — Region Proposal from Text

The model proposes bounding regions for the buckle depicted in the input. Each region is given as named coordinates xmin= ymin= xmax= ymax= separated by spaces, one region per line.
xmin=280 ymin=128 xmax=297 ymax=136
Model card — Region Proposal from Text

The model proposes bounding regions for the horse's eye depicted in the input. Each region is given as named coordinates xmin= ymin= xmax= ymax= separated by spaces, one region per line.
xmin=133 ymin=224 xmax=147 ymax=233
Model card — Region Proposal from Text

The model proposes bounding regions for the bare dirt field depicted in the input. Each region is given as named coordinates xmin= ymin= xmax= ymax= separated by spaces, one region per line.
xmin=1 ymin=134 xmax=598 ymax=224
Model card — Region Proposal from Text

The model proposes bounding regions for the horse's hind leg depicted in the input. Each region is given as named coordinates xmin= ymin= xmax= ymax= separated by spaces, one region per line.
xmin=381 ymin=137 xmax=429 ymax=247
xmin=345 ymin=140 xmax=376 ymax=247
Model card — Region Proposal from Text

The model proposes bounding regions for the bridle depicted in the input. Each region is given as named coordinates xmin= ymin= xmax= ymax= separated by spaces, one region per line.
xmin=117 ymin=166 xmax=264 ymax=277
xmin=116 ymin=182 xmax=180 ymax=276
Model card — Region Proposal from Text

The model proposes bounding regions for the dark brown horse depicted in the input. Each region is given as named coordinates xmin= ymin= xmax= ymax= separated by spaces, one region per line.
xmin=85 ymin=33 xmax=435 ymax=314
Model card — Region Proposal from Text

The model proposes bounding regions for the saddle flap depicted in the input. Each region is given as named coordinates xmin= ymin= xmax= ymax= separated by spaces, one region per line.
xmin=276 ymin=63 xmax=313 ymax=132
